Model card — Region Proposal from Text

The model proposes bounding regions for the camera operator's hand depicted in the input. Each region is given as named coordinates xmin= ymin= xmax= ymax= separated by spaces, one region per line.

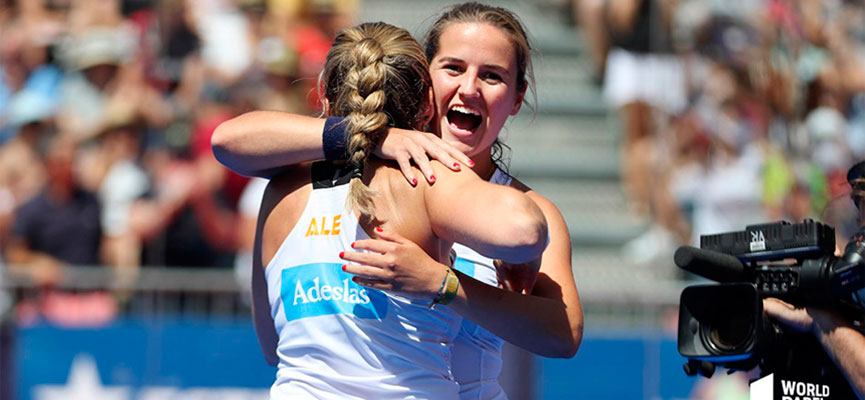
xmin=762 ymin=298 xmax=814 ymax=333
xmin=763 ymin=298 xmax=865 ymax=399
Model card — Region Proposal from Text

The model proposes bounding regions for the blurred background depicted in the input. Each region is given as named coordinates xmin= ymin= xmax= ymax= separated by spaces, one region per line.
xmin=1 ymin=0 xmax=864 ymax=399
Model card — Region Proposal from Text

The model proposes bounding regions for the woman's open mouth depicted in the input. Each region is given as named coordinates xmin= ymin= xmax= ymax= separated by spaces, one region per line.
xmin=446 ymin=105 xmax=482 ymax=134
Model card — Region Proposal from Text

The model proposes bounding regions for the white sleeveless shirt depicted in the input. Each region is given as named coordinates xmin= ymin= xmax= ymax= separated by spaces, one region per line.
xmin=450 ymin=168 xmax=511 ymax=400
xmin=264 ymin=163 xmax=462 ymax=399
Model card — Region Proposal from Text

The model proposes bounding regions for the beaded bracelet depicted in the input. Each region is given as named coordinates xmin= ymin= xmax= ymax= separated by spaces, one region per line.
xmin=439 ymin=269 xmax=459 ymax=305
xmin=429 ymin=268 xmax=460 ymax=309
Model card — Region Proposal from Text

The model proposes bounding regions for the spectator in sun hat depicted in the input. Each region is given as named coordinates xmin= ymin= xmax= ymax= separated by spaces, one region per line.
xmin=91 ymin=104 xmax=150 ymax=270
xmin=253 ymin=38 xmax=308 ymax=113
xmin=0 ymin=90 xmax=56 ymax=246
xmin=59 ymin=25 xmax=135 ymax=77
xmin=0 ymin=15 xmax=64 ymax=143
xmin=56 ymin=26 xmax=136 ymax=140
xmin=0 ymin=87 xmax=58 ymax=142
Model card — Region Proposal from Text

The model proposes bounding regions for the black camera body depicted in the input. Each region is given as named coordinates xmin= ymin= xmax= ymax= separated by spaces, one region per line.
xmin=676 ymin=220 xmax=865 ymax=378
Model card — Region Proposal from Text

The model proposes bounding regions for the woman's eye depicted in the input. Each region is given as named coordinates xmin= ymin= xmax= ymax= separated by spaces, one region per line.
xmin=483 ymin=72 xmax=502 ymax=82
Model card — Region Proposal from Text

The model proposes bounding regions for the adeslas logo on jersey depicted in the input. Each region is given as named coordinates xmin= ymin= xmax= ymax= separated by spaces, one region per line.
xmin=281 ymin=263 xmax=388 ymax=322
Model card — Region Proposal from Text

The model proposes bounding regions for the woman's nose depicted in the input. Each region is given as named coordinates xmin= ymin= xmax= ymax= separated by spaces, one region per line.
xmin=458 ymin=72 xmax=480 ymax=98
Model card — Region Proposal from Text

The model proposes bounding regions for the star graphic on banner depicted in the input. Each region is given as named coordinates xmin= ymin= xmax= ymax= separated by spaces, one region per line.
xmin=33 ymin=354 xmax=131 ymax=400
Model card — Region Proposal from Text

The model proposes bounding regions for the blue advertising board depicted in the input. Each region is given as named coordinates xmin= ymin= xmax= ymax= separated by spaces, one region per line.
xmin=537 ymin=331 xmax=728 ymax=400
xmin=12 ymin=319 xmax=734 ymax=399
xmin=14 ymin=318 xmax=274 ymax=400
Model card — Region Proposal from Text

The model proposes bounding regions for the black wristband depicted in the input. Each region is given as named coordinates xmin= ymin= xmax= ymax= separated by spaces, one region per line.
xmin=323 ymin=117 xmax=349 ymax=161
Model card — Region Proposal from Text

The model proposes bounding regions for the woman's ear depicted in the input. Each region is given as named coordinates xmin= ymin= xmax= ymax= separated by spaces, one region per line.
xmin=510 ymin=85 xmax=526 ymax=115
xmin=420 ymin=86 xmax=436 ymax=125
xmin=323 ymin=98 xmax=331 ymax=116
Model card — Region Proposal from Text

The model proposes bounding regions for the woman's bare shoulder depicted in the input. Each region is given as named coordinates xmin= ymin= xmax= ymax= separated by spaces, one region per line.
xmin=508 ymin=176 xmax=565 ymax=222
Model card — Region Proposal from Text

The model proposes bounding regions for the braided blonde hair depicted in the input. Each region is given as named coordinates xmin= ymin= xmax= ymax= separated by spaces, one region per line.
xmin=321 ymin=22 xmax=431 ymax=218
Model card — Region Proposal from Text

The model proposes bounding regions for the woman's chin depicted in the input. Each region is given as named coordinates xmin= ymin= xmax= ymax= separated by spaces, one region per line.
xmin=441 ymin=135 xmax=477 ymax=155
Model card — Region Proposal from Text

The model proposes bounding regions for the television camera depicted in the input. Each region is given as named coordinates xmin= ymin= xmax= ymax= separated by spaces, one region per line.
xmin=675 ymin=220 xmax=865 ymax=382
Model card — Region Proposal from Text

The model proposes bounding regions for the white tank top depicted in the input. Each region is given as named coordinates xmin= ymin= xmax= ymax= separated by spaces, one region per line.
xmin=265 ymin=163 xmax=462 ymax=399
xmin=450 ymin=168 xmax=511 ymax=400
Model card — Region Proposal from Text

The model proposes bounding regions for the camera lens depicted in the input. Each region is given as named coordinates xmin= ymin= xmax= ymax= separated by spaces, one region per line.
xmin=701 ymin=309 xmax=754 ymax=354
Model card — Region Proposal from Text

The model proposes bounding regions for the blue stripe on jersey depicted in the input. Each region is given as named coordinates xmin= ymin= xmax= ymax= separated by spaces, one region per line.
xmin=452 ymin=258 xmax=476 ymax=277
xmin=281 ymin=263 xmax=388 ymax=322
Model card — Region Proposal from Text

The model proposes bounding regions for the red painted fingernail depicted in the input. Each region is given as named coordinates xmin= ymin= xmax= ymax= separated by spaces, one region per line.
xmin=468 ymin=160 xmax=475 ymax=166
xmin=375 ymin=226 xmax=383 ymax=232
xmin=412 ymin=178 xmax=418 ymax=186
xmin=453 ymin=162 xmax=460 ymax=169
xmin=342 ymin=265 xmax=347 ymax=271
xmin=430 ymin=175 xmax=436 ymax=182
xmin=351 ymin=242 xmax=355 ymax=248
xmin=339 ymin=251 xmax=345 ymax=258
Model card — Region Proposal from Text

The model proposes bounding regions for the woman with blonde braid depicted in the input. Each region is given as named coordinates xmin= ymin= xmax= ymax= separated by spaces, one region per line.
xmin=252 ymin=22 xmax=547 ymax=398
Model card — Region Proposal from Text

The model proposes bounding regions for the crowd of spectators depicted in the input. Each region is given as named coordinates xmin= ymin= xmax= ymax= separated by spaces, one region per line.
xmin=0 ymin=0 xmax=358 ymax=320
xmin=4 ymin=0 xmax=865 ymax=318
xmin=576 ymin=0 xmax=865 ymax=263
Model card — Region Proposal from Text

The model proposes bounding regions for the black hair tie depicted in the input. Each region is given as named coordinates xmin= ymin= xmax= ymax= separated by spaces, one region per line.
xmin=349 ymin=161 xmax=364 ymax=180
